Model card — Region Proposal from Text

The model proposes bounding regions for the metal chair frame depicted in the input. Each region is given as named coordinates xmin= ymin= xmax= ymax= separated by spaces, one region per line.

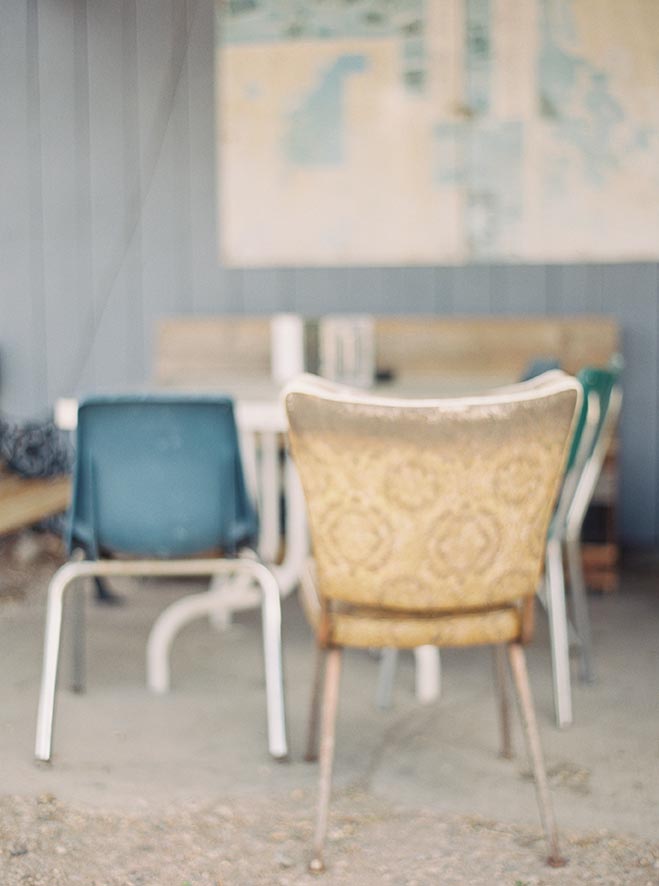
xmin=35 ymin=396 xmax=289 ymax=763
xmin=35 ymin=556 xmax=287 ymax=761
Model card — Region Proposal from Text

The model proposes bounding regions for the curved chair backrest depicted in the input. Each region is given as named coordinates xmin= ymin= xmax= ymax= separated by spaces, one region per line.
xmin=68 ymin=396 xmax=256 ymax=558
xmin=566 ymin=361 xmax=623 ymax=469
xmin=550 ymin=362 xmax=622 ymax=532
xmin=285 ymin=373 xmax=581 ymax=614
xmin=564 ymin=389 xmax=596 ymax=476
xmin=578 ymin=365 xmax=621 ymax=458
xmin=564 ymin=364 xmax=622 ymax=531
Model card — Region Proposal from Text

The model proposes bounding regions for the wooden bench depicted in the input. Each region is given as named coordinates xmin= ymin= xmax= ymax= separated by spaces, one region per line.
xmin=156 ymin=314 xmax=620 ymax=384
xmin=155 ymin=316 xmax=272 ymax=387
xmin=374 ymin=315 xmax=620 ymax=379
xmin=0 ymin=463 xmax=71 ymax=536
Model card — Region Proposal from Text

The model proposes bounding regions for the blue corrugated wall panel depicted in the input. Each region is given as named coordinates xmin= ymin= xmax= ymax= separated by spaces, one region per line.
xmin=0 ymin=0 xmax=657 ymax=546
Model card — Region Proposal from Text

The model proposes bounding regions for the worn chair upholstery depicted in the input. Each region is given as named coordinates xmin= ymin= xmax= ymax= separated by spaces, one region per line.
xmin=35 ymin=395 xmax=287 ymax=763
xmin=284 ymin=372 xmax=581 ymax=871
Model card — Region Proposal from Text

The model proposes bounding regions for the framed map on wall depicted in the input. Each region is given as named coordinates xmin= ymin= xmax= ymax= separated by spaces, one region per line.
xmin=217 ymin=0 xmax=659 ymax=266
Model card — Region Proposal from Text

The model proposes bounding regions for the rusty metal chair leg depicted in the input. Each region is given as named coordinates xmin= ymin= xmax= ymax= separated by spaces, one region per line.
xmin=305 ymin=643 xmax=327 ymax=762
xmin=507 ymin=642 xmax=566 ymax=867
xmin=493 ymin=645 xmax=513 ymax=759
xmin=309 ymin=646 xmax=342 ymax=873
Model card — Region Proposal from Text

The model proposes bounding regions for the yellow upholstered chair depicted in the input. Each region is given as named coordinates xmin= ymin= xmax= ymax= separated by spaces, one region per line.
xmin=284 ymin=372 xmax=581 ymax=872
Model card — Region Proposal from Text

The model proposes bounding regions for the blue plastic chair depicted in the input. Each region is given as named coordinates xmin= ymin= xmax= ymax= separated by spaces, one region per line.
xmin=35 ymin=395 xmax=287 ymax=762
xmin=68 ymin=395 xmax=256 ymax=559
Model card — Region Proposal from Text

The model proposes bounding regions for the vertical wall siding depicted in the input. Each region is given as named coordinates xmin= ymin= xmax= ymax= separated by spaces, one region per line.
xmin=1 ymin=2 xmax=36 ymax=416
xmin=87 ymin=0 xmax=131 ymax=389
xmin=0 ymin=0 xmax=658 ymax=545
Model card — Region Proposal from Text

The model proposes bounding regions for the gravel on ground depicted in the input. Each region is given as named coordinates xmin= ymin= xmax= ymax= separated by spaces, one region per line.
xmin=1 ymin=790 xmax=658 ymax=886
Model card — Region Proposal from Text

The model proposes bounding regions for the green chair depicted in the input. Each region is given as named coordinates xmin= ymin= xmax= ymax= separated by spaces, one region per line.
xmin=374 ymin=364 xmax=622 ymax=729
xmin=374 ymin=370 xmax=578 ymax=720
xmin=35 ymin=395 xmax=288 ymax=762
xmin=467 ymin=361 xmax=622 ymax=725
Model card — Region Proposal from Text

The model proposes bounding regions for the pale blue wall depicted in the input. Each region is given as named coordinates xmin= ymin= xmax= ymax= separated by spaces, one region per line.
xmin=1 ymin=0 xmax=657 ymax=544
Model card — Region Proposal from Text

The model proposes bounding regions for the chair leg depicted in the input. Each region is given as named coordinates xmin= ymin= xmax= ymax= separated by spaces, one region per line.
xmin=414 ymin=645 xmax=441 ymax=704
xmin=258 ymin=567 xmax=288 ymax=761
xmin=94 ymin=577 xmax=123 ymax=605
xmin=310 ymin=646 xmax=342 ymax=873
xmin=376 ymin=646 xmax=441 ymax=710
xmin=565 ymin=536 xmax=595 ymax=684
xmin=375 ymin=648 xmax=398 ymax=710
xmin=545 ymin=538 xmax=573 ymax=728
xmin=207 ymin=573 xmax=232 ymax=632
xmin=35 ymin=564 xmax=84 ymax=762
xmin=305 ymin=643 xmax=327 ymax=762
xmin=146 ymin=561 xmax=287 ymax=760
xmin=147 ymin=589 xmax=225 ymax=694
xmin=70 ymin=584 xmax=87 ymax=694
xmin=492 ymin=645 xmax=513 ymax=759
xmin=507 ymin=643 xmax=566 ymax=867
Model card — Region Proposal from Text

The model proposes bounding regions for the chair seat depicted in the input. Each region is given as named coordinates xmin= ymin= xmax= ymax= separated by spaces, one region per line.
xmin=300 ymin=563 xmax=523 ymax=649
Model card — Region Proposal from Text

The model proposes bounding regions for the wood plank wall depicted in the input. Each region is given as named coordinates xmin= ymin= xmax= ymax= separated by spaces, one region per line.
xmin=1 ymin=0 xmax=658 ymax=545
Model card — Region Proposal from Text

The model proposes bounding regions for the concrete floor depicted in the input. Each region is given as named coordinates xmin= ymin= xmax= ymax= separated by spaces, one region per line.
xmin=1 ymin=559 xmax=658 ymax=846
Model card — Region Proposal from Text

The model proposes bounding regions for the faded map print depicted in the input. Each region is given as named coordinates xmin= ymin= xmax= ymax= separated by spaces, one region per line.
xmin=218 ymin=0 xmax=659 ymax=266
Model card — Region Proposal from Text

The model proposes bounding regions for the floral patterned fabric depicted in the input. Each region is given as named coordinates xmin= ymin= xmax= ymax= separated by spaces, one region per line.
xmin=286 ymin=373 xmax=581 ymax=648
